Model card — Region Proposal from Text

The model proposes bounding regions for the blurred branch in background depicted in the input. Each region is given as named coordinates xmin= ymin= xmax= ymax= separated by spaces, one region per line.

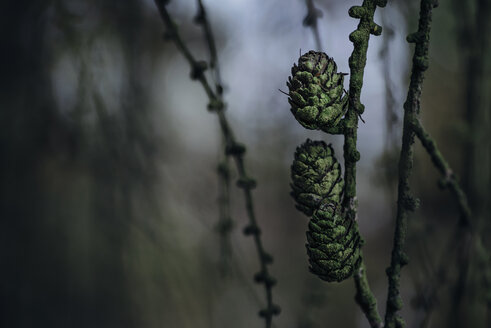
xmin=377 ymin=5 xmax=400 ymax=197
xmin=153 ymin=1 xmax=280 ymax=326
xmin=194 ymin=0 xmax=223 ymax=92
xmin=296 ymin=277 xmax=328 ymax=328
xmin=215 ymin=155 xmax=234 ymax=277
xmin=194 ymin=0 xmax=234 ymax=278
xmin=450 ymin=0 xmax=491 ymax=325
xmin=1 ymin=0 xmax=168 ymax=326
xmin=379 ymin=13 xmax=398 ymax=152
xmin=295 ymin=3 xmax=329 ymax=327
xmin=303 ymin=0 xmax=323 ymax=52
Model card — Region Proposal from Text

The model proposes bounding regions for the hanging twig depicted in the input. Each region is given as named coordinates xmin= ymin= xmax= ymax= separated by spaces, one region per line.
xmin=303 ymin=0 xmax=323 ymax=51
xmin=379 ymin=11 xmax=398 ymax=151
xmin=194 ymin=0 xmax=222 ymax=92
xmin=193 ymin=0 xmax=233 ymax=278
xmin=153 ymin=1 xmax=279 ymax=327
xmin=215 ymin=158 xmax=233 ymax=276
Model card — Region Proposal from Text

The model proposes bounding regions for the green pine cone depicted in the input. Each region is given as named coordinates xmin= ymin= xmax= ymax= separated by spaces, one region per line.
xmin=287 ymin=51 xmax=348 ymax=130
xmin=290 ymin=139 xmax=344 ymax=216
xmin=306 ymin=204 xmax=361 ymax=282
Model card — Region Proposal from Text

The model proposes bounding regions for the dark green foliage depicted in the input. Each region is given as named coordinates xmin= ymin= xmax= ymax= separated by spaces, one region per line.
xmin=306 ymin=204 xmax=361 ymax=282
xmin=290 ymin=139 xmax=344 ymax=216
xmin=287 ymin=51 xmax=348 ymax=131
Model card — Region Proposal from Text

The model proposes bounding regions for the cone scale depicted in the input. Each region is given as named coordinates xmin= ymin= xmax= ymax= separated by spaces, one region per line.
xmin=287 ymin=51 xmax=348 ymax=130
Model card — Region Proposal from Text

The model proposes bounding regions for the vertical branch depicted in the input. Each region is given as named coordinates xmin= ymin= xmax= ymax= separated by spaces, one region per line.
xmin=194 ymin=0 xmax=222 ymax=91
xmin=449 ymin=2 xmax=479 ymax=321
xmin=354 ymin=261 xmax=383 ymax=328
xmin=303 ymin=0 xmax=323 ymax=51
xmin=450 ymin=0 xmax=491 ymax=324
xmin=193 ymin=0 xmax=233 ymax=277
xmin=379 ymin=12 xmax=398 ymax=151
xmin=153 ymin=1 xmax=279 ymax=327
xmin=215 ymin=157 xmax=233 ymax=276
xmin=451 ymin=0 xmax=488 ymax=209
xmin=344 ymin=0 xmax=385 ymax=214
xmin=377 ymin=9 xmax=399 ymax=231
xmin=384 ymin=1 xmax=438 ymax=327
xmin=344 ymin=1 xmax=387 ymax=327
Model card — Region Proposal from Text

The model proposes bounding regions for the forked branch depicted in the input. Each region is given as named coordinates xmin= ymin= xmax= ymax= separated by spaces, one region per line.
xmin=384 ymin=1 xmax=438 ymax=327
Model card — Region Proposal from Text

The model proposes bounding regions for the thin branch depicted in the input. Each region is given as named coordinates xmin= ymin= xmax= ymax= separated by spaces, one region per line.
xmin=384 ymin=1 xmax=438 ymax=327
xmin=411 ymin=119 xmax=471 ymax=223
xmin=354 ymin=255 xmax=382 ymax=328
xmin=215 ymin=158 xmax=233 ymax=277
xmin=194 ymin=0 xmax=222 ymax=92
xmin=345 ymin=1 xmax=387 ymax=327
xmin=303 ymin=0 xmax=323 ymax=51
xmin=154 ymin=1 xmax=279 ymax=326
xmin=379 ymin=11 xmax=398 ymax=150
xmin=193 ymin=0 xmax=233 ymax=278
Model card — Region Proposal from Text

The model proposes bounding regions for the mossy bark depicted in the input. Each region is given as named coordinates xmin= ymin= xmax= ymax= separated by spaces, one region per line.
xmin=345 ymin=1 xmax=387 ymax=327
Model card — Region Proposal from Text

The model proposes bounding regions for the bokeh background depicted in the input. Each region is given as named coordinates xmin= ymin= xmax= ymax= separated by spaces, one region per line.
xmin=1 ymin=0 xmax=490 ymax=327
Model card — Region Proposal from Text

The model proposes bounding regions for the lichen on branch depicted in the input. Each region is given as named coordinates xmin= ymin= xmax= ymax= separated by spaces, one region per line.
xmin=344 ymin=1 xmax=387 ymax=327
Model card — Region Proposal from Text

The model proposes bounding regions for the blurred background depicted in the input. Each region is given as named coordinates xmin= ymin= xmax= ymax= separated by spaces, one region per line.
xmin=1 ymin=0 xmax=490 ymax=327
